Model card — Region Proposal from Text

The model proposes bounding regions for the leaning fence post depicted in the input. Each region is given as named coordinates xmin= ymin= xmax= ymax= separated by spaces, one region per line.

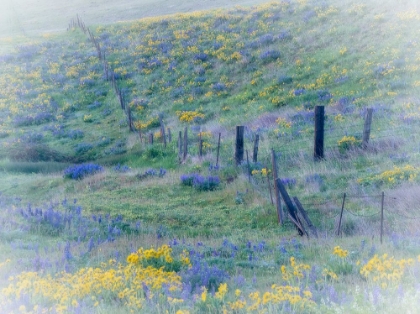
xmin=271 ymin=149 xmax=284 ymax=224
xmin=293 ymin=197 xmax=318 ymax=238
xmin=362 ymin=108 xmax=373 ymax=149
xmin=380 ymin=191 xmax=384 ymax=244
xmin=314 ymin=106 xmax=325 ymax=160
xmin=337 ymin=193 xmax=346 ymax=236
xmin=276 ymin=178 xmax=304 ymax=236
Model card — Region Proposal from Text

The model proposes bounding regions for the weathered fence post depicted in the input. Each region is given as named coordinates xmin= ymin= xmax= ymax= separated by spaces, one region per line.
xmin=293 ymin=197 xmax=318 ymax=238
xmin=337 ymin=193 xmax=346 ymax=236
xmin=167 ymin=128 xmax=172 ymax=143
xmin=267 ymin=171 xmax=274 ymax=205
xmin=276 ymin=178 xmax=305 ymax=236
xmin=235 ymin=126 xmax=244 ymax=166
xmin=271 ymin=149 xmax=284 ymax=224
xmin=149 ymin=133 xmax=154 ymax=145
xmin=362 ymin=108 xmax=373 ymax=149
xmin=183 ymin=127 xmax=188 ymax=161
xmin=246 ymin=150 xmax=251 ymax=182
xmin=216 ymin=133 xmax=221 ymax=167
xmin=380 ymin=191 xmax=384 ymax=244
xmin=178 ymin=131 xmax=183 ymax=162
xmin=314 ymin=106 xmax=325 ymax=160
xmin=198 ymin=133 xmax=203 ymax=158
xmin=253 ymin=134 xmax=259 ymax=163
xmin=159 ymin=115 xmax=166 ymax=148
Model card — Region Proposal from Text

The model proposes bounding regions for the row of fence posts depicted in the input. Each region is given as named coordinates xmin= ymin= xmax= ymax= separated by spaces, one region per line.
xmin=231 ymin=106 xmax=376 ymax=238
xmin=142 ymin=105 xmax=383 ymax=241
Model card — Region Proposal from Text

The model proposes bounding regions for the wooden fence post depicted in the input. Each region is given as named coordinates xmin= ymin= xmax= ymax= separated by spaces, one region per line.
xmin=178 ymin=131 xmax=182 ymax=161
xmin=271 ymin=149 xmax=284 ymax=224
xmin=183 ymin=127 xmax=188 ymax=161
xmin=362 ymin=108 xmax=373 ymax=149
xmin=276 ymin=178 xmax=304 ymax=236
xmin=380 ymin=191 xmax=384 ymax=244
xmin=149 ymin=133 xmax=154 ymax=145
xmin=167 ymin=128 xmax=172 ymax=143
xmin=337 ymin=193 xmax=346 ymax=236
xmin=216 ymin=133 xmax=221 ymax=167
xmin=198 ymin=133 xmax=203 ymax=158
xmin=159 ymin=116 xmax=166 ymax=148
xmin=293 ymin=197 xmax=318 ymax=238
xmin=246 ymin=150 xmax=251 ymax=182
xmin=235 ymin=126 xmax=244 ymax=166
xmin=314 ymin=106 xmax=325 ymax=160
xmin=267 ymin=171 xmax=274 ymax=205
xmin=253 ymin=134 xmax=259 ymax=163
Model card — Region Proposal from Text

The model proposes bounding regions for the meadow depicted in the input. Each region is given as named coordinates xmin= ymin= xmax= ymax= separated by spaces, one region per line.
xmin=2 ymin=0 xmax=420 ymax=312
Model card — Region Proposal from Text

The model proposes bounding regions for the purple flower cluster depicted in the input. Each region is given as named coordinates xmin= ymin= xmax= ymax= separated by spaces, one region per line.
xmin=64 ymin=163 xmax=103 ymax=180
xmin=259 ymin=50 xmax=281 ymax=62
xmin=136 ymin=168 xmax=167 ymax=180
xmin=113 ymin=164 xmax=130 ymax=173
xmin=180 ymin=174 xmax=220 ymax=191
xmin=13 ymin=112 xmax=56 ymax=127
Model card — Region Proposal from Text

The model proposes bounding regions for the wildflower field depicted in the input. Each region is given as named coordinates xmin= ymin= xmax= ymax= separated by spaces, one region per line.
xmin=2 ymin=0 xmax=420 ymax=312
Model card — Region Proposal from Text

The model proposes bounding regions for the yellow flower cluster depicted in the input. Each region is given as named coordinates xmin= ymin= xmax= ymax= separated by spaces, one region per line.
xmin=3 ymin=246 xmax=187 ymax=312
xmin=333 ymin=246 xmax=348 ymax=258
xmin=322 ymin=268 xmax=338 ymax=280
xmin=337 ymin=135 xmax=360 ymax=152
xmin=227 ymin=284 xmax=314 ymax=311
xmin=276 ymin=117 xmax=292 ymax=128
xmin=176 ymin=110 xmax=205 ymax=123
xmin=360 ymin=254 xmax=415 ymax=288
xmin=281 ymin=257 xmax=311 ymax=282
xmin=359 ymin=165 xmax=418 ymax=186
xmin=251 ymin=168 xmax=271 ymax=176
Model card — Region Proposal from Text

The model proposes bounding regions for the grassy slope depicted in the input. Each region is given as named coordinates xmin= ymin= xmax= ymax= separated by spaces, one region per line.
xmin=2 ymin=0 xmax=420 ymax=313
xmin=1 ymin=0 xmax=420 ymax=236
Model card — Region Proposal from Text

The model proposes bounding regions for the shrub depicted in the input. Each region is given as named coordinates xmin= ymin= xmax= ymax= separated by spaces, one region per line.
xmin=7 ymin=143 xmax=67 ymax=162
xmin=337 ymin=136 xmax=361 ymax=153
xmin=64 ymin=163 xmax=103 ymax=180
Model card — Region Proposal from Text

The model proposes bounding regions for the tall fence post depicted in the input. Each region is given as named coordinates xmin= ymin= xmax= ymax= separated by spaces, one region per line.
xmin=198 ymin=133 xmax=203 ymax=158
xmin=167 ymin=128 xmax=172 ymax=143
xmin=362 ymin=108 xmax=373 ymax=149
xmin=271 ymin=149 xmax=284 ymax=224
xmin=159 ymin=116 xmax=167 ymax=148
xmin=314 ymin=106 xmax=325 ymax=160
xmin=246 ymin=150 xmax=251 ymax=182
xmin=380 ymin=191 xmax=384 ymax=244
xmin=235 ymin=126 xmax=244 ymax=166
xmin=216 ymin=133 xmax=221 ymax=167
xmin=149 ymin=133 xmax=154 ymax=145
xmin=178 ymin=131 xmax=183 ymax=162
xmin=253 ymin=134 xmax=259 ymax=163
xmin=183 ymin=127 xmax=188 ymax=161
xmin=337 ymin=193 xmax=346 ymax=236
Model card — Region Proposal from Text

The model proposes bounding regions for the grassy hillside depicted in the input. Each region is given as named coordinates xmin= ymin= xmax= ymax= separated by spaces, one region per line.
xmin=2 ymin=0 xmax=420 ymax=313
